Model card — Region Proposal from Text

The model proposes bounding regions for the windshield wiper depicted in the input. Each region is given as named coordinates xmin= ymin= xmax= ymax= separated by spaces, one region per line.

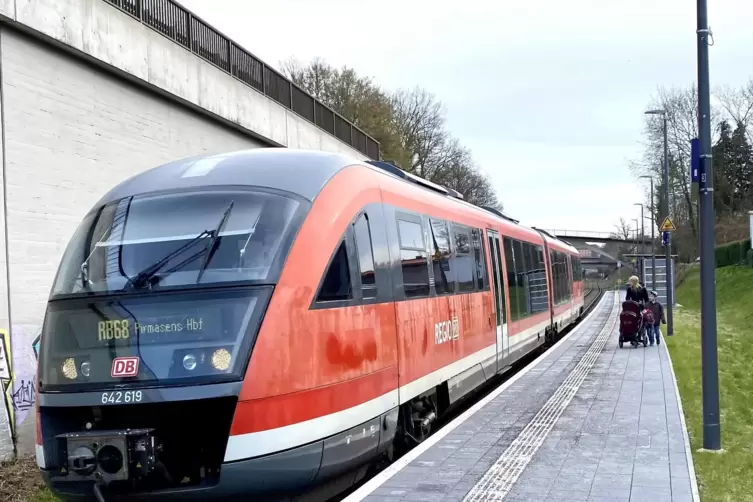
xmin=124 ymin=200 xmax=234 ymax=290
xmin=124 ymin=230 xmax=211 ymax=290
xmin=196 ymin=201 xmax=234 ymax=284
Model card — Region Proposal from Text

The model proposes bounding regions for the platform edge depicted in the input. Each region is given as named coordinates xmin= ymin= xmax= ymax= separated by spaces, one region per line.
xmin=662 ymin=341 xmax=701 ymax=502
xmin=343 ymin=291 xmax=614 ymax=502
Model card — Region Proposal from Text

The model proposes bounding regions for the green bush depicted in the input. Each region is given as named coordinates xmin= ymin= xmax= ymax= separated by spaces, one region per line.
xmin=716 ymin=239 xmax=752 ymax=268
xmin=748 ymin=248 xmax=753 ymax=268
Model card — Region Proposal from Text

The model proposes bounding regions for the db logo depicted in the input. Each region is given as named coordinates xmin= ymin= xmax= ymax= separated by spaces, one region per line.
xmin=111 ymin=357 xmax=139 ymax=378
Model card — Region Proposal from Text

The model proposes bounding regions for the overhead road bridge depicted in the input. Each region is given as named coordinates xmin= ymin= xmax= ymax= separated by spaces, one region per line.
xmin=543 ymin=229 xmax=633 ymax=245
xmin=0 ymin=0 xmax=378 ymax=461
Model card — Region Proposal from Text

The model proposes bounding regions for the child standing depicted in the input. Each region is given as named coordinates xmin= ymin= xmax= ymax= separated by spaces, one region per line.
xmin=647 ymin=291 xmax=666 ymax=346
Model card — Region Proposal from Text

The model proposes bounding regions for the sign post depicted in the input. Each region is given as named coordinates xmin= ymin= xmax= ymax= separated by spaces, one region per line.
xmin=660 ymin=216 xmax=675 ymax=335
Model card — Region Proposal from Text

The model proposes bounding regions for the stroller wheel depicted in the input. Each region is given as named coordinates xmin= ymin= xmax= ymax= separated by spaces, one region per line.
xmin=619 ymin=339 xmax=624 ymax=348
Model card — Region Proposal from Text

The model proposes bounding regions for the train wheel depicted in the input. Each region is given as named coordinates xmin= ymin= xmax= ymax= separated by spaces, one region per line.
xmin=394 ymin=392 xmax=439 ymax=455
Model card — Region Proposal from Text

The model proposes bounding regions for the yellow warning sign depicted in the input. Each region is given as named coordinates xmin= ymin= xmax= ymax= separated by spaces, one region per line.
xmin=660 ymin=216 xmax=677 ymax=232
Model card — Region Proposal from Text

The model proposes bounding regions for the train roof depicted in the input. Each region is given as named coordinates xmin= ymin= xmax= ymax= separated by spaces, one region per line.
xmin=95 ymin=149 xmax=359 ymax=207
xmin=94 ymin=149 xmax=579 ymax=253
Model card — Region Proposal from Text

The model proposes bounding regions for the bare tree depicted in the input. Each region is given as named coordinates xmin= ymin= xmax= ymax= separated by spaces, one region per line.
xmin=281 ymin=57 xmax=410 ymax=167
xmin=390 ymin=87 xmax=447 ymax=177
xmin=629 ymin=85 xmax=717 ymax=257
xmin=716 ymin=79 xmax=753 ymax=144
xmin=279 ymin=57 xmax=503 ymax=210
xmin=612 ymin=217 xmax=633 ymax=241
xmin=432 ymin=139 xmax=502 ymax=209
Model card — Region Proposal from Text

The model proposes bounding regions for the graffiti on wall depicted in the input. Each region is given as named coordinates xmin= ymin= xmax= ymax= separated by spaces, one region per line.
xmin=0 ymin=326 xmax=41 ymax=435
xmin=0 ymin=330 xmax=13 ymax=432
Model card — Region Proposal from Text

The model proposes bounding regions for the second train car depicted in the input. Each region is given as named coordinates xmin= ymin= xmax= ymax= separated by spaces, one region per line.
xmin=37 ymin=149 xmax=584 ymax=500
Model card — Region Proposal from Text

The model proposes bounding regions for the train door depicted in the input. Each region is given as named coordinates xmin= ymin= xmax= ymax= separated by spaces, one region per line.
xmin=486 ymin=230 xmax=508 ymax=367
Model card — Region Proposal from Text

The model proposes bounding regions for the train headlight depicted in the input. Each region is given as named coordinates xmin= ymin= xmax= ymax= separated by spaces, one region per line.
xmin=62 ymin=358 xmax=78 ymax=380
xmin=211 ymin=348 xmax=231 ymax=371
xmin=80 ymin=361 xmax=91 ymax=378
xmin=182 ymin=353 xmax=198 ymax=371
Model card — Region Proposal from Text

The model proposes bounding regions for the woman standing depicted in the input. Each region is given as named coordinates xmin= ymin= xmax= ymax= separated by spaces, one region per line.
xmin=625 ymin=275 xmax=649 ymax=305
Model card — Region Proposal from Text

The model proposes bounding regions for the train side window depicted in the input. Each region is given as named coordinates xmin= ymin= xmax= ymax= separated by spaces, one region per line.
xmin=520 ymin=242 xmax=533 ymax=317
xmin=513 ymin=240 xmax=528 ymax=318
xmin=549 ymin=250 xmax=559 ymax=305
xmin=398 ymin=217 xmax=430 ymax=298
xmin=429 ymin=219 xmax=453 ymax=295
xmin=453 ymin=225 xmax=474 ymax=292
xmin=353 ymin=214 xmax=377 ymax=299
xmin=552 ymin=251 xmax=566 ymax=305
xmin=471 ymin=229 xmax=487 ymax=290
xmin=317 ymin=241 xmax=352 ymax=302
xmin=503 ymin=237 xmax=520 ymax=321
xmin=552 ymin=251 xmax=562 ymax=305
xmin=531 ymin=245 xmax=549 ymax=313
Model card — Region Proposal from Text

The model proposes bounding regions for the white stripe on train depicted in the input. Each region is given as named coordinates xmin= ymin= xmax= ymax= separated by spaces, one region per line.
xmin=224 ymin=308 xmax=580 ymax=462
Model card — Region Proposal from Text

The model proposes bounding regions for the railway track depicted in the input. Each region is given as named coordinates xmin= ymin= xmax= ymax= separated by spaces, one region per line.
xmin=275 ymin=279 xmax=615 ymax=502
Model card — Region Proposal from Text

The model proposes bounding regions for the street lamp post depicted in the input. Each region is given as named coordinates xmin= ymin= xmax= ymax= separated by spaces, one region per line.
xmin=632 ymin=218 xmax=639 ymax=274
xmin=645 ymin=109 xmax=673 ymax=336
xmin=697 ymin=0 xmax=721 ymax=450
xmin=634 ymin=202 xmax=645 ymax=253
xmin=634 ymin=203 xmax=645 ymax=283
xmin=639 ymin=176 xmax=656 ymax=291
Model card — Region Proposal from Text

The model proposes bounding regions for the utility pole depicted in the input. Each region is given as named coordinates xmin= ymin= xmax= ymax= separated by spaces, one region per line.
xmin=640 ymin=176 xmax=657 ymax=291
xmin=645 ymin=109 xmax=673 ymax=336
xmin=663 ymin=117 xmax=674 ymax=335
xmin=697 ymin=0 xmax=721 ymax=450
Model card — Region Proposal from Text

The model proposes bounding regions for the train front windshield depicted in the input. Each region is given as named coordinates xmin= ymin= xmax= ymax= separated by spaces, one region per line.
xmin=40 ymin=189 xmax=303 ymax=392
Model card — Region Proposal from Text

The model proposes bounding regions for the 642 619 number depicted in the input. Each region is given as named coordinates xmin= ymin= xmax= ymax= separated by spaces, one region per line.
xmin=100 ymin=390 xmax=143 ymax=405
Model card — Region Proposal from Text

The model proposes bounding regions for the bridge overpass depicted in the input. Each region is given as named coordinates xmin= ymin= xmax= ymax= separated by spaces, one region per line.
xmin=543 ymin=229 xmax=636 ymax=245
xmin=0 ymin=0 xmax=380 ymax=460
xmin=542 ymin=229 xmax=648 ymax=274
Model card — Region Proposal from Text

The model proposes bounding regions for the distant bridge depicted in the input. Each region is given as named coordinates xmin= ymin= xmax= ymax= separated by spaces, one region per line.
xmin=543 ymin=229 xmax=643 ymax=245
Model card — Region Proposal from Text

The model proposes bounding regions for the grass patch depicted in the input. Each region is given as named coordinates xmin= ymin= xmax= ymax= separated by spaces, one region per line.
xmin=668 ymin=265 xmax=753 ymax=501
xmin=0 ymin=456 xmax=58 ymax=502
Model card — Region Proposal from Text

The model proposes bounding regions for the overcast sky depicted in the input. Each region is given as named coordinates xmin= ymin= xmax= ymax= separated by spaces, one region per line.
xmin=179 ymin=0 xmax=753 ymax=234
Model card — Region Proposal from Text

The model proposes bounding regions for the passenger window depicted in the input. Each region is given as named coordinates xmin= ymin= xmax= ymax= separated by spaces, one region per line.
xmin=430 ymin=219 xmax=453 ymax=295
xmin=354 ymin=214 xmax=377 ymax=299
xmin=551 ymin=251 xmax=568 ymax=305
xmin=317 ymin=241 xmax=352 ymax=302
xmin=551 ymin=251 xmax=560 ymax=305
xmin=398 ymin=217 xmax=430 ymax=298
xmin=513 ymin=240 xmax=528 ymax=317
xmin=503 ymin=238 xmax=519 ymax=321
xmin=453 ymin=225 xmax=474 ymax=292
xmin=398 ymin=219 xmax=425 ymax=249
xmin=530 ymin=245 xmax=548 ymax=313
xmin=471 ymin=229 xmax=487 ymax=290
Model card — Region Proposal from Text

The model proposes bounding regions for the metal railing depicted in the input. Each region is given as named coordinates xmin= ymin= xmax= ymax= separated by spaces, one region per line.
xmin=104 ymin=0 xmax=380 ymax=160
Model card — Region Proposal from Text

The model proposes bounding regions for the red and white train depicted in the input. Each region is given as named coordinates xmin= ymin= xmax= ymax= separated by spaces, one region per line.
xmin=37 ymin=149 xmax=584 ymax=500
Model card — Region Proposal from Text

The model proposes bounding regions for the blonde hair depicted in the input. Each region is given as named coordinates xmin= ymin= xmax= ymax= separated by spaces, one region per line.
xmin=628 ymin=276 xmax=640 ymax=289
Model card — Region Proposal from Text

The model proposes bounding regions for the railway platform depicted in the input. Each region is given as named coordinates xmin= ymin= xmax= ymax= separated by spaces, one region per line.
xmin=345 ymin=291 xmax=699 ymax=502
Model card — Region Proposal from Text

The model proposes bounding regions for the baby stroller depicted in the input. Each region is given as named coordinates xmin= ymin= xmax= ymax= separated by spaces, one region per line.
xmin=619 ymin=300 xmax=649 ymax=348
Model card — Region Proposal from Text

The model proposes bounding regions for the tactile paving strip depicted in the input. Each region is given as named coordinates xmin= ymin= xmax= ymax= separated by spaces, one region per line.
xmin=462 ymin=294 xmax=619 ymax=502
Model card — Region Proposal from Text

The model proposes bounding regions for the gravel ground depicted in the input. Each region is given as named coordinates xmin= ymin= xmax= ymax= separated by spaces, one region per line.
xmin=0 ymin=455 xmax=51 ymax=502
